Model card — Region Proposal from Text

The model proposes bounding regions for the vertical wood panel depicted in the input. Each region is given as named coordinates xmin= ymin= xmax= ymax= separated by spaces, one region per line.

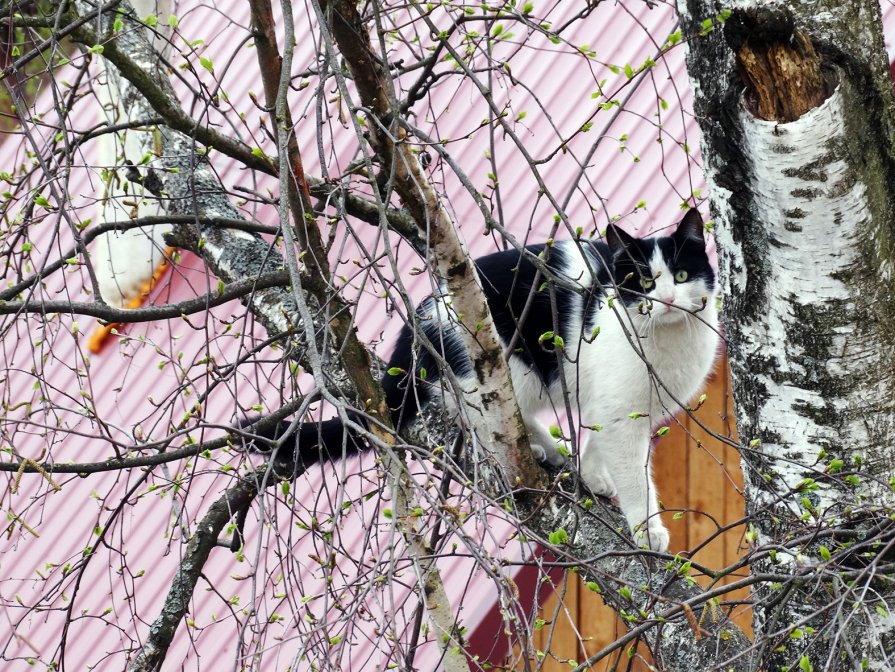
xmin=522 ymin=356 xmax=750 ymax=669
xmin=657 ymin=408 xmax=690 ymax=554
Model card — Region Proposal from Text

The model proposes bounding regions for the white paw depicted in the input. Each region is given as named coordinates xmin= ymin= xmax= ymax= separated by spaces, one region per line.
xmin=582 ymin=465 xmax=618 ymax=501
xmin=531 ymin=441 xmax=567 ymax=467
xmin=631 ymin=519 xmax=669 ymax=552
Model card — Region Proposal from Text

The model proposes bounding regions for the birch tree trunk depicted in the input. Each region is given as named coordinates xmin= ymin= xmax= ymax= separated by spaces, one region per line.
xmin=677 ymin=1 xmax=895 ymax=669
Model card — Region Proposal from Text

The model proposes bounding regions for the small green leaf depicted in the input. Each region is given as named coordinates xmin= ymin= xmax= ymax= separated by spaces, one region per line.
xmin=88 ymin=44 xmax=104 ymax=55
xmin=819 ymin=546 xmax=831 ymax=561
xmin=199 ymin=56 xmax=214 ymax=74
xmin=548 ymin=528 xmax=568 ymax=545
xmin=620 ymin=586 xmax=632 ymax=600
xmin=387 ymin=367 xmax=405 ymax=376
xmin=586 ymin=581 xmax=601 ymax=594
xmin=800 ymin=655 xmax=813 ymax=672
xmin=548 ymin=425 xmax=562 ymax=439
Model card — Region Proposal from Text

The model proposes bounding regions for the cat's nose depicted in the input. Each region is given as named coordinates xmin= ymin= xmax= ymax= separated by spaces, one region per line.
xmin=654 ymin=296 xmax=674 ymax=312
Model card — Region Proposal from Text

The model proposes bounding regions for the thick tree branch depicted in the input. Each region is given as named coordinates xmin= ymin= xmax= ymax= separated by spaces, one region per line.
xmin=518 ymin=478 xmax=754 ymax=671
xmin=319 ymin=0 xmax=544 ymax=489
xmin=67 ymin=6 xmax=276 ymax=175
xmin=254 ymin=0 xmax=469 ymax=665
xmin=0 ymin=270 xmax=290 ymax=321
xmin=126 ymin=469 xmax=264 ymax=671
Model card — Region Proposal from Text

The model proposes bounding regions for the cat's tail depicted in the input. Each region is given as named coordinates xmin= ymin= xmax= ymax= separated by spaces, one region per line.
xmin=241 ymin=415 xmax=365 ymax=476
xmin=241 ymin=320 xmax=431 ymax=474
xmin=242 ymin=359 xmax=424 ymax=475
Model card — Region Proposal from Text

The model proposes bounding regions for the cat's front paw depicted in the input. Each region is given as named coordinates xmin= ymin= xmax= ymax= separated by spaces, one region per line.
xmin=632 ymin=519 xmax=669 ymax=553
xmin=581 ymin=464 xmax=618 ymax=502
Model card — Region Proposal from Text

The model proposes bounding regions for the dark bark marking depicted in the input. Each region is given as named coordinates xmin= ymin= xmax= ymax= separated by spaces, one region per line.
xmin=790 ymin=187 xmax=823 ymax=199
xmin=770 ymin=143 xmax=795 ymax=154
xmin=447 ymin=259 xmax=468 ymax=278
xmin=782 ymin=166 xmax=828 ymax=182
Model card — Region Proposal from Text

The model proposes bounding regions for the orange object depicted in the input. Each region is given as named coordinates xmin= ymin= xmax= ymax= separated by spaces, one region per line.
xmin=87 ymin=248 xmax=174 ymax=353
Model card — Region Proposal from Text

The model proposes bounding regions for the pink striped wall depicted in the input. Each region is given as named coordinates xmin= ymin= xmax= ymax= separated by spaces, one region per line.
xmin=3 ymin=2 xmax=893 ymax=670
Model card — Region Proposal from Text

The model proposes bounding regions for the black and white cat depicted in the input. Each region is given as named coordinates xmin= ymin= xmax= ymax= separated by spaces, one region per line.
xmin=250 ymin=209 xmax=719 ymax=552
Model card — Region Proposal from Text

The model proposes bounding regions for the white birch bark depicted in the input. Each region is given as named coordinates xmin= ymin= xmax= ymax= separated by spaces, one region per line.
xmin=678 ymin=1 xmax=895 ymax=668
xmin=93 ymin=0 xmax=172 ymax=308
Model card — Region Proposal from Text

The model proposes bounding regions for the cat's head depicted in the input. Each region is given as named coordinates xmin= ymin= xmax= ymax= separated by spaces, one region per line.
xmin=605 ymin=210 xmax=716 ymax=324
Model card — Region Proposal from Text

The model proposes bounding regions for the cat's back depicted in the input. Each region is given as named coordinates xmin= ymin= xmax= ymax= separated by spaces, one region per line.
xmin=475 ymin=239 xmax=611 ymax=302
xmin=473 ymin=239 xmax=611 ymax=383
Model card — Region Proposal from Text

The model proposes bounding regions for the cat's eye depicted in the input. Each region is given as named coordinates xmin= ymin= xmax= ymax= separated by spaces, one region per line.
xmin=639 ymin=277 xmax=654 ymax=290
xmin=674 ymin=270 xmax=689 ymax=283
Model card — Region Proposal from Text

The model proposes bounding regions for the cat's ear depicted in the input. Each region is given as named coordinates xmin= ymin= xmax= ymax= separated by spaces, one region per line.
xmin=606 ymin=223 xmax=637 ymax=257
xmin=674 ymin=209 xmax=705 ymax=243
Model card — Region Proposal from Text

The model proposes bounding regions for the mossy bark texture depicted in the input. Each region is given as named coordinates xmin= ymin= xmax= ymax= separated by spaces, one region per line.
xmin=678 ymin=1 xmax=895 ymax=668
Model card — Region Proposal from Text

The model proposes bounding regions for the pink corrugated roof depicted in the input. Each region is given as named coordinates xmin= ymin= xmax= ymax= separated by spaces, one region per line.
xmin=4 ymin=1 xmax=895 ymax=670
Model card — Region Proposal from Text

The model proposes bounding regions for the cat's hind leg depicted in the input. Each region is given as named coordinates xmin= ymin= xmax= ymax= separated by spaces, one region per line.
xmin=525 ymin=420 xmax=566 ymax=467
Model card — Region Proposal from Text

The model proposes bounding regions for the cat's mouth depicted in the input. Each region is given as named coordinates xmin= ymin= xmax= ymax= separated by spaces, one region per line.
xmin=638 ymin=299 xmax=690 ymax=322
